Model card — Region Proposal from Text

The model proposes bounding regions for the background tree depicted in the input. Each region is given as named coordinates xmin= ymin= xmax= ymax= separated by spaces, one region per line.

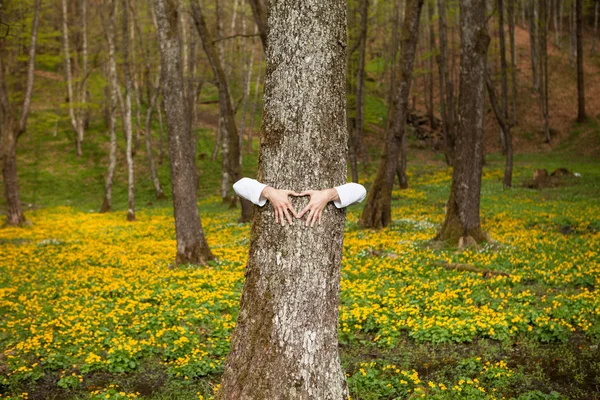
xmin=433 ymin=0 xmax=490 ymax=245
xmin=359 ymin=0 xmax=424 ymax=229
xmin=218 ymin=0 xmax=350 ymax=396
xmin=576 ymin=0 xmax=586 ymax=122
xmin=0 ymin=0 xmax=41 ymax=226
xmin=153 ymin=0 xmax=214 ymax=266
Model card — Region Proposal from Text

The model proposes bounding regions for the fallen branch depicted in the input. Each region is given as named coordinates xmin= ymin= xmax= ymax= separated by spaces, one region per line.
xmin=433 ymin=261 xmax=511 ymax=278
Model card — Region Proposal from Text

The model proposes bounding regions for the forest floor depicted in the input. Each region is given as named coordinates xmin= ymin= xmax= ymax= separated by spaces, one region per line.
xmin=1 ymin=17 xmax=600 ymax=400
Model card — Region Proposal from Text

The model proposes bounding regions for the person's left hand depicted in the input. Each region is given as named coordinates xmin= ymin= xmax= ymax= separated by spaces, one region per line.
xmin=297 ymin=188 xmax=339 ymax=227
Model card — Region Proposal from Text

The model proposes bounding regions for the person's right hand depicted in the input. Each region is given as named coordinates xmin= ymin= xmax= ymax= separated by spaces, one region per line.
xmin=261 ymin=187 xmax=301 ymax=226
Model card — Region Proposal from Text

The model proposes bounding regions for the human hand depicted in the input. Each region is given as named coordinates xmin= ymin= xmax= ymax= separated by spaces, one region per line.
xmin=261 ymin=186 xmax=301 ymax=226
xmin=297 ymin=188 xmax=339 ymax=227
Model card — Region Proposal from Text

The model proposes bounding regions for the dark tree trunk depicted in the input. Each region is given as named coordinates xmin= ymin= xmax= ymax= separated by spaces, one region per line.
xmin=248 ymin=0 xmax=267 ymax=50
xmin=434 ymin=0 xmax=490 ymax=244
xmin=498 ymin=0 xmax=509 ymax=153
xmin=359 ymin=0 xmax=424 ymax=229
xmin=0 ymin=0 xmax=41 ymax=226
xmin=576 ymin=0 xmax=586 ymax=122
xmin=190 ymin=1 xmax=254 ymax=222
xmin=508 ymin=0 xmax=518 ymax=125
xmin=528 ymin=0 xmax=539 ymax=91
xmin=354 ymin=0 xmax=369 ymax=168
xmin=153 ymin=0 xmax=214 ymax=266
xmin=485 ymin=71 xmax=513 ymax=188
xmin=436 ymin=0 xmax=455 ymax=165
xmin=218 ymin=0 xmax=349 ymax=397
xmin=538 ymin=0 xmax=551 ymax=142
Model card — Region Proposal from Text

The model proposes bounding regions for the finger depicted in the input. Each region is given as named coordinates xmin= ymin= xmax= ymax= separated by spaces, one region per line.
xmin=298 ymin=205 xmax=310 ymax=219
xmin=289 ymin=191 xmax=303 ymax=197
xmin=274 ymin=206 xmax=279 ymax=224
xmin=283 ymin=207 xmax=293 ymax=225
xmin=287 ymin=203 xmax=299 ymax=218
xmin=298 ymin=191 xmax=312 ymax=196
xmin=305 ymin=208 xmax=312 ymax=227
xmin=311 ymin=209 xmax=319 ymax=227
xmin=319 ymin=210 xmax=322 ymax=225
xmin=279 ymin=207 xmax=285 ymax=226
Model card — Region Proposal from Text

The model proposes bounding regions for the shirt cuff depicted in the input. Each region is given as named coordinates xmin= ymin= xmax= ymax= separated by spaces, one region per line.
xmin=332 ymin=182 xmax=367 ymax=208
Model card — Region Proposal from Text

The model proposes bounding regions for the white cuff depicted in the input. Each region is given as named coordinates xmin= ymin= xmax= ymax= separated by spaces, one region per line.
xmin=232 ymin=178 xmax=268 ymax=206
xmin=332 ymin=182 xmax=367 ymax=208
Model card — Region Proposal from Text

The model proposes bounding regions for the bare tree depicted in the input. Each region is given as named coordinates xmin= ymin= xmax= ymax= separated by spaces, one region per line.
xmin=217 ymin=0 xmax=349 ymax=396
xmin=434 ymin=0 xmax=490 ymax=244
xmin=191 ymin=1 xmax=254 ymax=222
xmin=99 ymin=0 xmax=120 ymax=213
xmin=359 ymin=0 xmax=424 ymax=229
xmin=508 ymin=0 xmax=518 ymax=124
xmin=0 ymin=0 xmax=41 ymax=225
xmin=153 ymin=0 xmax=214 ymax=266
xmin=61 ymin=0 xmax=88 ymax=156
xmin=121 ymin=0 xmax=136 ymax=221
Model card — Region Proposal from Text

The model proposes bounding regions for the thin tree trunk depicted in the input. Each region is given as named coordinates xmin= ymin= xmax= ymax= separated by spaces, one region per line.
xmin=554 ymin=0 xmax=560 ymax=47
xmin=434 ymin=0 xmax=490 ymax=244
xmin=217 ymin=0 xmax=349 ymax=396
xmin=99 ymin=0 xmax=120 ymax=213
xmin=529 ymin=0 xmax=539 ymax=91
xmin=498 ymin=0 xmax=509 ymax=153
xmin=0 ymin=0 xmax=41 ymax=226
xmin=247 ymin=62 xmax=263 ymax=152
xmin=485 ymin=70 xmax=513 ymax=188
xmin=570 ymin=0 xmax=576 ymax=66
xmin=437 ymin=0 xmax=455 ymax=165
xmin=157 ymin=101 xmax=165 ymax=164
xmin=191 ymin=1 xmax=254 ymax=222
xmin=146 ymin=69 xmax=167 ymax=199
xmin=355 ymin=0 xmax=369 ymax=167
xmin=240 ymin=27 xmax=257 ymax=156
xmin=359 ymin=0 xmax=425 ymax=229
xmin=153 ymin=0 xmax=214 ymax=266
xmin=592 ymin=1 xmax=599 ymax=53
xmin=121 ymin=0 xmax=136 ymax=221
xmin=248 ymin=0 xmax=267 ymax=50
xmin=426 ymin=0 xmax=436 ymax=130
xmin=61 ymin=0 xmax=84 ymax=156
xmin=538 ymin=0 xmax=551 ymax=142
xmin=508 ymin=0 xmax=518 ymax=125
xmin=576 ymin=0 xmax=586 ymax=121
xmin=214 ymin=0 xmax=230 ymax=201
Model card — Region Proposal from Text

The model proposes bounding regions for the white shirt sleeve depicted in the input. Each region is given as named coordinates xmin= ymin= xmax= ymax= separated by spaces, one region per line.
xmin=232 ymin=177 xmax=269 ymax=206
xmin=332 ymin=182 xmax=367 ymax=208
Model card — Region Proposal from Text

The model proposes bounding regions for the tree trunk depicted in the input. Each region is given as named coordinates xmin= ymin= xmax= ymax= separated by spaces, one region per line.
xmin=554 ymin=0 xmax=561 ymax=47
xmin=247 ymin=63 xmax=263 ymax=152
xmin=99 ymin=0 xmax=120 ymax=213
xmin=498 ymin=0 xmax=508 ymax=153
xmin=528 ymin=0 xmax=539 ymax=91
xmin=218 ymin=0 xmax=349 ymax=397
xmin=485 ymin=71 xmax=513 ymax=188
xmin=508 ymin=0 xmax=518 ymax=125
xmin=570 ymin=0 xmax=576 ymax=66
xmin=61 ymin=0 xmax=84 ymax=156
xmin=437 ymin=0 xmax=455 ymax=165
xmin=434 ymin=0 xmax=490 ymax=244
xmin=538 ymin=0 xmax=551 ymax=142
xmin=0 ymin=0 xmax=41 ymax=226
xmin=248 ymin=0 xmax=267 ymax=50
xmin=153 ymin=0 xmax=214 ymax=266
xmin=576 ymin=0 xmax=586 ymax=122
xmin=191 ymin=1 xmax=254 ymax=222
xmin=592 ymin=0 xmax=598 ymax=53
xmin=355 ymin=0 xmax=369 ymax=167
xmin=359 ymin=0 xmax=424 ymax=229
xmin=121 ymin=0 xmax=136 ymax=221
xmin=426 ymin=0 xmax=436 ymax=130
xmin=146 ymin=70 xmax=167 ymax=200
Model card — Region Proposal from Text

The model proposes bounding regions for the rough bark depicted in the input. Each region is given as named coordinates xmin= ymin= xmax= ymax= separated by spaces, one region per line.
xmin=190 ymin=1 xmax=254 ymax=222
xmin=153 ymin=0 xmax=214 ymax=266
xmin=576 ymin=0 xmax=586 ymax=122
xmin=217 ymin=0 xmax=349 ymax=397
xmin=434 ymin=0 xmax=490 ymax=244
xmin=359 ymin=0 xmax=424 ymax=229
xmin=0 ymin=0 xmax=41 ymax=226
